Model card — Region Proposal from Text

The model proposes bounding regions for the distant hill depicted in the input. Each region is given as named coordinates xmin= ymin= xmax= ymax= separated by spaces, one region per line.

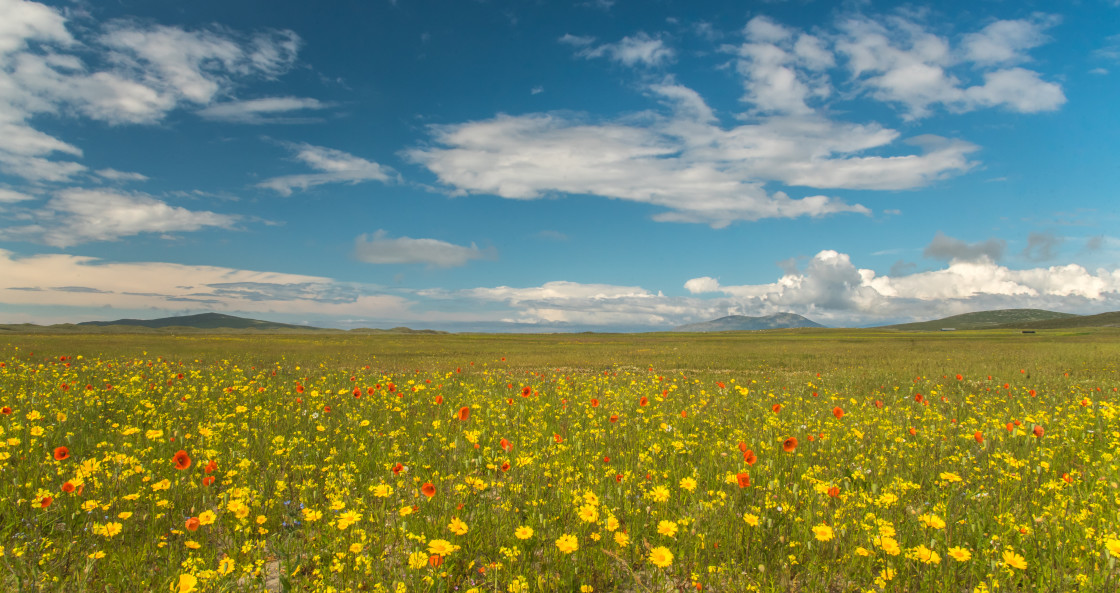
xmin=882 ymin=309 xmax=1079 ymax=331
xmin=78 ymin=312 xmax=320 ymax=331
xmin=996 ymin=311 xmax=1120 ymax=330
xmin=673 ymin=313 xmax=825 ymax=332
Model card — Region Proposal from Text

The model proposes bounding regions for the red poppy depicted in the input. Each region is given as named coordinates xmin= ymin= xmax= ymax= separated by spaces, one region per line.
xmin=716 ymin=382 xmax=726 ymax=389
xmin=639 ymin=397 xmax=648 ymax=406
xmin=1062 ymin=473 xmax=1072 ymax=484
xmin=832 ymin=407 xmax=844 ymax=419
xmin=743 ymin=449 xmax=757 ymax=465
xmin=914 ymin=393 xmax=923 ymax=402
xmin=1081 ymin=398 xmax=1090 ymax=407
xmin=500 ymin=438 xmax=512 ymax=452
xmin=40 ymin=496 xmax=53 ymax=508
xmin=353 ymin=387 xmax=361 ymax=397
xmin=736 ymin=472 xmax=751 ymax=488
xmin=553 ymin=433 xmax=563 ymax=444
xmin=680 ymin=410 xmax=687 ymax=418
xmin=54 ymin=446 xmax=70 ymax=461
xmin=782 ymin=437 xmax=797 ymax=452
xmin=1 ymin=406 xmax=11 ymax=415
xmin=615 ymin=473 xmax=623 ymax=483
xmin=458 ymin=406 xmax=470 ymax=421
xmin=204 ymin=460 xmax=217 ymax=474
xmin=603 ymin=456 xmax=610 ymax=463
xmin=185 ymin=517 xmax=200 ymax=532
xmin=392 ymin=463 xmax=403 ymax=475
xmin=62 ymin=481 xmax=75 ymax=493
xmin=296 ymin=384 xmax=304 ymax=394
xmin=974 ymin=431 xmax=984 ymax=443
xmin=421 ymin=482 xmax=436 ymax=498
xmin=738 ymin=441 xmax=747 ymax=452
xmin=173 ymin=450 xmax=191 ymax=470
xmin=429 ymin=555 xmax=443 ymax=567
xmin=874 ymin=400 xmax=883 ymax=409
xmin=827 ymin=486 xmax=839 ymax=498
xmin=908 ymin=427 xmax=917 ymax=436
xmin=202 ymin=476 xmax=215 ymax=486
xmin=500 ymin=462 xmax=510 ymax=472
xmin=609 ymin=414 xmax=619 ymax=423
xmin=521 ymin=386 xmax=532 ymax=397
xmin=434 ymin=395 xmax=444 ymax=405
xmin=771 ymin=404 xmax=781 ymax=414
xmin=387 ymin=383 xmax=396 ymax=392
xmin=1033 ymin=425 xmax=1044 ymax=438
xmin=955 ymin=374 xmax=963 ymax=381
xmin=590 ymin=398 xmax=599 ymax=407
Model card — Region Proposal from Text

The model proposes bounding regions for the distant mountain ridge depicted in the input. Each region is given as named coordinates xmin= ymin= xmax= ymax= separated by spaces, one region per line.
xmin=78 ymin=312 xmax=317 ymax=331
xmin=881 ymin=309 xmax=1081 ymax=331
xmin=673 ymin=313 xmax=825 ymax=332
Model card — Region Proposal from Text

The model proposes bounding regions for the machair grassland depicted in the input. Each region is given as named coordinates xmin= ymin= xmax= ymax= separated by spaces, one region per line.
xmin=1 ymin=329 xmax=1119 ymax=592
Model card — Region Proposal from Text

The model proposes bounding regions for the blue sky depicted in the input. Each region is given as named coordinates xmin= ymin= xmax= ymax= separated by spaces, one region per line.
xmin=1 ymin=0 xmax=1118 ymax=331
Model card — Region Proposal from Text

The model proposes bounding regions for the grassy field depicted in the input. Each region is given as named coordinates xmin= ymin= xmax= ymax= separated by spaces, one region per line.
xmin=1 ymin=328 xmax=1118 ymax=592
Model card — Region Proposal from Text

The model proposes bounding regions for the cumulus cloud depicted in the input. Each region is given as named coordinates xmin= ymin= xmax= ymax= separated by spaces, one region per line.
xmin=258 ymin=143 xmax=395 ymax=195
xmin=923 ymin=231 xmax=1006 ymax=263
xmin=0 ymin=188 xmax=238 ymax=247
xmin=684 ymin=249 xmax=1120 ymax=326
xmin=353 ymin=230 xmax=494 ymax=268
xmin=562 ymin=31 xmax=674 ymax=67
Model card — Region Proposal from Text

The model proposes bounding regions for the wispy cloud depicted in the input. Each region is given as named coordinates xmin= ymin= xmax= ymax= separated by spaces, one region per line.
xmin=561 ymin=32 xmax=675 ymax=67
xmin=197 ymin=96 xmax=331 ymax=123
xmin=258 ymin=143 xmax=395 ymax=196
xmin=353 ymin=230 xmax=494 ymax=268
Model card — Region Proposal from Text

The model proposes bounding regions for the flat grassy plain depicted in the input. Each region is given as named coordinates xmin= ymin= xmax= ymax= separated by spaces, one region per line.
xmin=1 ymin=328 xmax=1119 ymax=592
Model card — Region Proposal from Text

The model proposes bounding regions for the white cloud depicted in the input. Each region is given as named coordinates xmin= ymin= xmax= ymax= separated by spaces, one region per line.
xmin=197 ymin=96 xmax=329 ymax=123
xmin=1 ymin=188 xmax=238 ymax=247
xmin=408 ymin=80 xmax=984 ymax=225
xmin=0 ymin=249 xmax=413 ymax=318
xmin=727 ymin=16 xmax=833 ymax=114
xmin=0 ymin=1 xmax=306 ymax=182
xmin=835 ymin=14 xmax=1065 ymax=118
xmin=95 ymin=168 xmax=148 ymax=182
xmin=353 ymin=230 xmax=493 ymax=268
xmin=0 ymin=188 xmax=36 ymax=202
xmin=258 ymin=143 xmax=395 ymax=196
xmin=563 ymin=32 xmax=674 ymax=67
xmin=685 ymin=249 xmax=1120 ymax=326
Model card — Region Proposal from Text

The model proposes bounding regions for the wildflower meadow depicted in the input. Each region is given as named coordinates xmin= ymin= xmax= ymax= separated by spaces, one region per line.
xmin=1 ymin=330 xmax=1119 ymax=592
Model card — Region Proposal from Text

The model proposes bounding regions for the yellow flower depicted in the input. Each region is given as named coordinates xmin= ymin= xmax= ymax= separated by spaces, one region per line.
xmin=875 ymin=536 xmax=901 ymax=556
xmin=578 ymin=504 xmax=599 ymax=523
xmin=812 ymin=524 xmax=834 ymax=542
xmin=648 ymin=546 xmax=673 ymax=568
xmin=948 ymin=547 xmax=972 ymax=562
xmin=152 ymin=479 xmax=171 ymax=491
xmin=855 ymin=547 xmax=870 ymax=556
xmin=428 ymin=539 xmax=456 ymax=556
xmin=399 ymin=506 xmax=414 ymax=517
xmin=302 ymin=508 xmax=322 ymax=522
xmin=118 ymin=512 xmax=133 ymax=520
xmin=657 ymin=520 xmax=678 ymax=537
xmin=448 ymin=517 xmax=469 ymax=535
xmin=88 ymin=551 xmax=106 ymax=559
xmin=337 ymin=510 xmax=361 ymax=529
xmin=218 ymin=557 xmax=235 ymax=575
xmin=605 ymin=516 xmax=619 ymax=532
xmin=918 ymin=513 xmax=946 ymax=530
xmin=614 ymin=532 xmax=630 ymax=547
xmin=910 ymin=544 xmax=940 ymax=564
xmin=743 ymin=513 xmax=759 ymax=527
xmin=1107 ymin=539 xmax=1120 ymax=559
xmin=102 ymin=522 xmax=123 ymax=538
xmin=515 ymin=526 xmax=534 ymax=540
xmin=349 ymin=543 xmax=363 ymax=554
xmin=940 ymin=472 xmax=962 ymax=483
xmin=679 ymin=477 xmax=697 ymax=492
xmin=555 ymin=534 xmax=579 ymax=554
xmin=184 ymin=541 xmax=201 ymax=549
xmin=372 ymin=484 xmax=393 ymax=498
xmin=648 ymin=485 xmax=670 ymax=503
xmin=171 ymin=574 xmax=198 ymax=593
xmin=1002 ymin=550 xmax=1027 ymax=570
xmin=198 ymin=510 xmax=216 ymax=525
xmin=408 ymin=551 xmax=428 ymax=569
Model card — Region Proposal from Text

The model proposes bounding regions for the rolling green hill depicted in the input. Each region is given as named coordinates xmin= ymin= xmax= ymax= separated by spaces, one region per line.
xmin=77 ymin=312 xmax=318 ymax=331
xmin=881 ymin=309 xmax=1079 ymax=331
